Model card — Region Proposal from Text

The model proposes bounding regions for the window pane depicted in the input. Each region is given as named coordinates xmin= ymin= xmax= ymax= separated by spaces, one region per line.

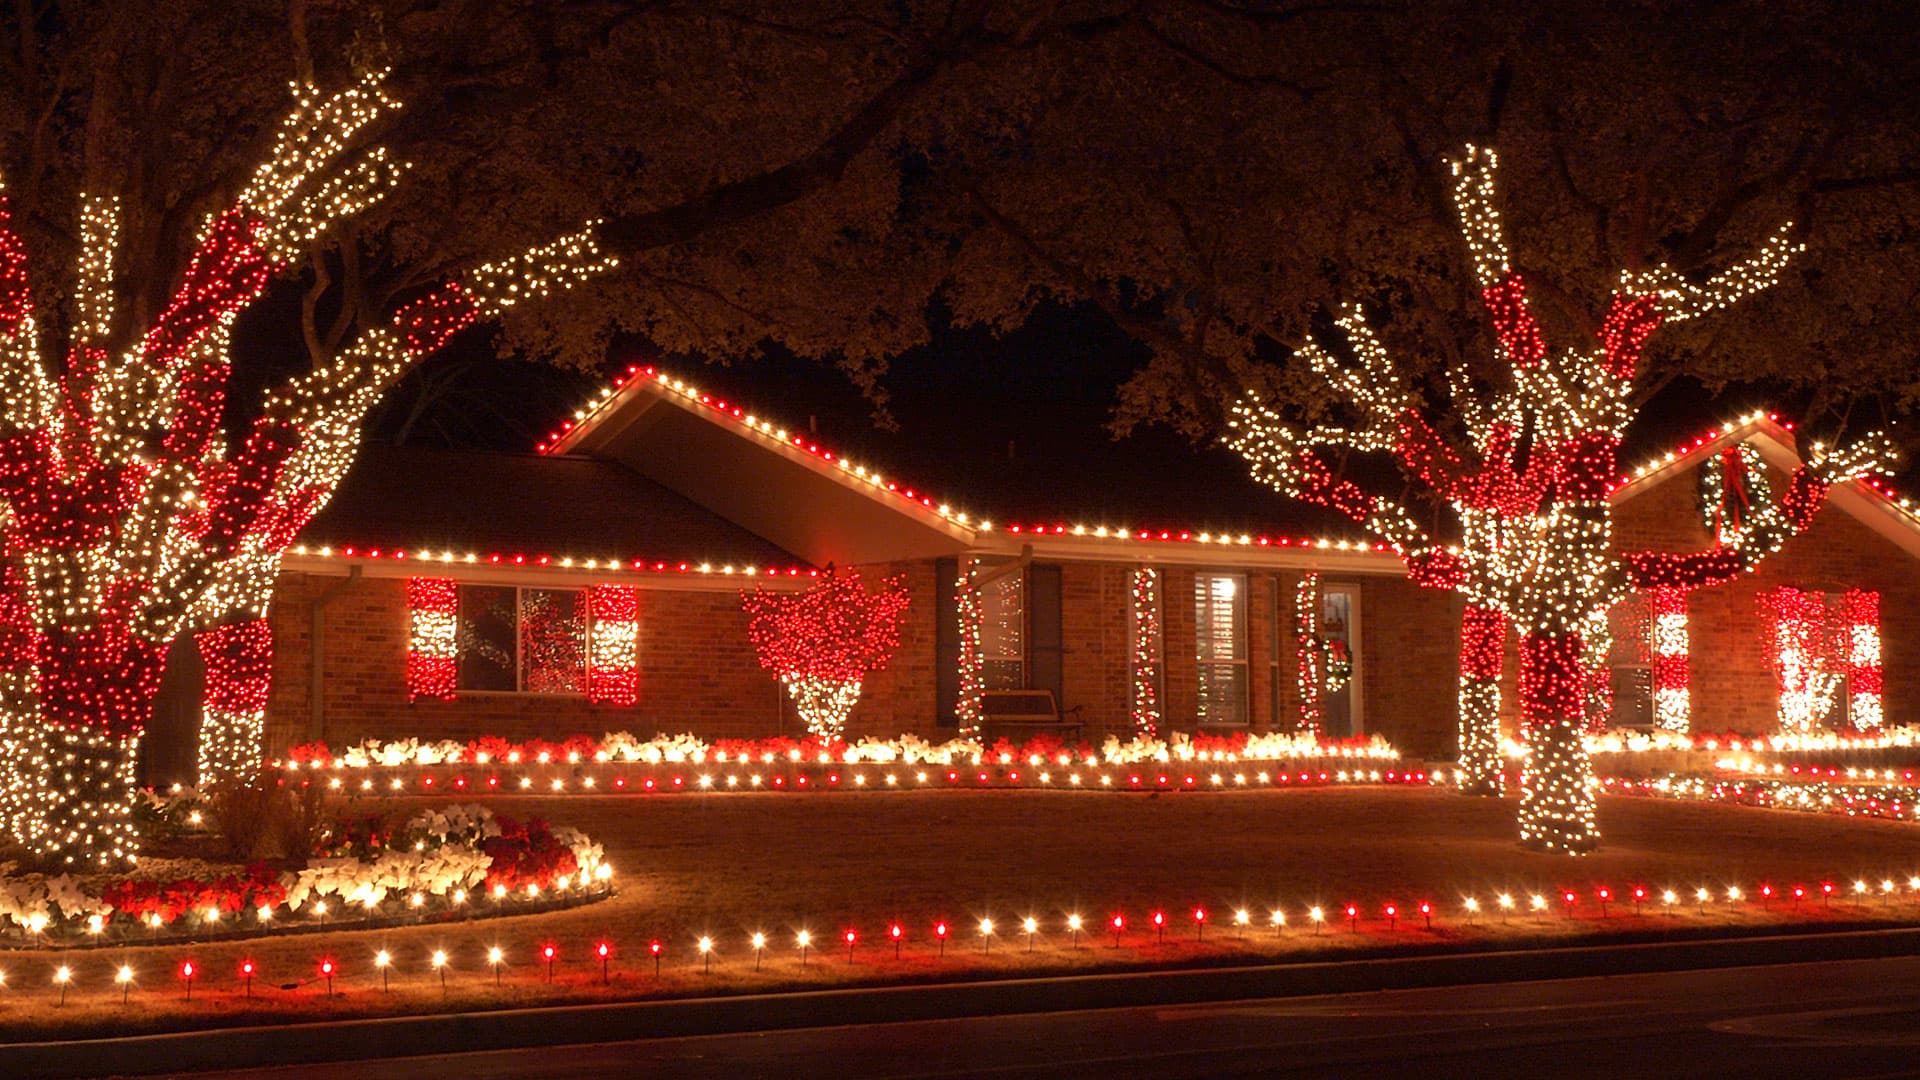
xmin=980 ymin=569 xmax=1024 ymax=663
xmin=522 ymin=589 xmax=587 ymax=694
xmin=984 ymin=659 xmax=1025 ymax=691
xmin=1194 ymin=574 xmax=1244 ymax=661
xmin=1197 ymin=663 xmax=1248 ymax=725
xmin=457 ymin=585 xmax=517 ymax=691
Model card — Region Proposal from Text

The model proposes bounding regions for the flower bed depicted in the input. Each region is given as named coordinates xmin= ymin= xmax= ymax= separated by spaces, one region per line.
xmin=0 ymin=804 xmax=612 ymax=948
xmin=270 ymin=730 xmax=1413 ymax=797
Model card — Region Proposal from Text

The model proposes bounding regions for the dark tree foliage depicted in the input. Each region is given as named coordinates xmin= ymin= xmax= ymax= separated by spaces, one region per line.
xmin=3 ymin=1 xmax=1916 ymax=457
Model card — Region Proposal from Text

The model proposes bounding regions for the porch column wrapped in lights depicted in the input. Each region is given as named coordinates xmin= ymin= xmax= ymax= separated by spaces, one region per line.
xmin=954 ymin=559 xmax=985 ymax=736
xmin=586 ymin=585 xmax=640 ymax=706
xmin=1650 ymin=588 xmax=1690 ymax=732
xmin=406 ymin=578 xmax=459 ymax=702
xmin=195 ymin=619 xmax=274 ymax=786
xmin=1130 ymin=567 xmax=1161 ymax=738
xmin=1844 ymin=589 xmax=1883 ymax=731
xmin=1294 ymin=573 xmax=1323 ymax=737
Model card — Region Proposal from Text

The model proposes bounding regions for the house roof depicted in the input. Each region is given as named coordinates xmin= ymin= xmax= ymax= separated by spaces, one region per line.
xmin=1612 ymin=411 xmax=1920 ymax=558
xmin=537 ymin=365 xmax=1404 ymax=572
xmin=292 ymin=445 xmax=809 ymax=580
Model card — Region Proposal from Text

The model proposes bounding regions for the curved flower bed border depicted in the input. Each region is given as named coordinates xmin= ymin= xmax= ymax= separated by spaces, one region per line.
xmin=0 ymin=805 xmax=613 ymax=950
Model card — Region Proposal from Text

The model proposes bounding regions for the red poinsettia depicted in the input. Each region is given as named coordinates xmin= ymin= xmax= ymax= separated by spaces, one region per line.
xmin=481 ymin=815 xmax=579 ymax=893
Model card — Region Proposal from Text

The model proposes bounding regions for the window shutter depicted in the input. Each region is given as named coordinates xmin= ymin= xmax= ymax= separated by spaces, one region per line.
xmin=586 ymin=585 xmax=640 ymax=706
xmin=935 ymin=557 xmax=959 ymax=728
xmin=1029 ymin=563 xmax=1064 ymax=707
xmin=406 ymin=577 xmax=459 ymax=701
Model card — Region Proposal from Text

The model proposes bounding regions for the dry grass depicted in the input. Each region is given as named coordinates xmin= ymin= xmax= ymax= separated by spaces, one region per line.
xmin=3 ymin=787 xmax=1918 ymax=1041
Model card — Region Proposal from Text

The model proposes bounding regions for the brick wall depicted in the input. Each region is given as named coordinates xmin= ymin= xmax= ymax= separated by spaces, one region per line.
xmin=1356 ymin=575 xmax=1464 ymax=758
xmin=262 ymin=560 xmax=942 ymax=755
xmin=1059 ymin=562 xmax=1132 ymax=736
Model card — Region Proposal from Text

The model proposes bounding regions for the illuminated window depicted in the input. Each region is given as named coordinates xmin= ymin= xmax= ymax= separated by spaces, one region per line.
xmin=1195 ymin=573 xmax=1248 ymax=725
xmin=979 ymin=561 xmax=1026 ymax=690
xmin=456 ymin=586 xmax=593 ymax=694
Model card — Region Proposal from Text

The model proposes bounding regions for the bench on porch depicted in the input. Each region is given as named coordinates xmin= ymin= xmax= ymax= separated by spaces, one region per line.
xmin=979 ymin=689 xmax=1084 ymax=743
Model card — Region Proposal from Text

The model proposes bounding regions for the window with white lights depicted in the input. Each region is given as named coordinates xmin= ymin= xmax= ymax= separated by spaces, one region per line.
xmin=456 ymin=586 xmax=593 ymax=694
xmin=1195 ymin=572 xmax=1248 ymax=725
xmin=978 ymin=561 xmax=1026 ymax=690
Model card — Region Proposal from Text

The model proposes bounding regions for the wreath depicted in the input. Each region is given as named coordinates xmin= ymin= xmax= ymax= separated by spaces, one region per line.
xmin=1323 ymin=638 xmax=1353 ymax=693
xmin=1698 ymin=443 xmax=1773 ymax=545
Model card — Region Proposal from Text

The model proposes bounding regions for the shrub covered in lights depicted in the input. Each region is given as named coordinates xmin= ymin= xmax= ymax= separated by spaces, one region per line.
xmin=1226 ymin=146 xmax=1892 ymax=854
xmin=741 ymin=569 xmax=910 ymax=739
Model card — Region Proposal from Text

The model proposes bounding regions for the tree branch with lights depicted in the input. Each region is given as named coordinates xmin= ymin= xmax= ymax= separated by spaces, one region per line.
xmin=741 ymin=570 xmax=910 ymax=741
xmin=1227 ymin=146 xmax=1893 ymax=854
xmin=0 ymin=74 xmax=615 ymax=867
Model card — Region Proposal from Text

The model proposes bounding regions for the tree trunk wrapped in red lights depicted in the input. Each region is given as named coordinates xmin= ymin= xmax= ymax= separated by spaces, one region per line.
xmin=0 ymin=76 xmax=616 ymax=867
xmin=1227 ymin=146 xmax=1891 ymax=854
xmin=195 ymin=619 xmax=275 ymax=788
xmin=741 ymin=570 xmax=910 ymax=741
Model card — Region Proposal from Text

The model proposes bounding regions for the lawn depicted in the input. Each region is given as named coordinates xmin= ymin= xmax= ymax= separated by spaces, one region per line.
xmin=4 ymin=786 xmax=1918 ymax=1040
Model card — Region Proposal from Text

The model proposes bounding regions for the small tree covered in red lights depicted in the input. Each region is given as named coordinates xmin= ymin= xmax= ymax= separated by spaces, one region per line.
xmin=1228 ymin=147 xmax=1891 ymax=854
xmin=741 ymin=570 xmax=910 ymax=740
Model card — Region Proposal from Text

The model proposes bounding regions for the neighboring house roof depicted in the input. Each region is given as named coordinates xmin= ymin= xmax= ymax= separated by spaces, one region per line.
xmin=289 ymin=445 xmax=810 ymax=586
xmin=1613 ymin=411 xmax=1920 ymax=558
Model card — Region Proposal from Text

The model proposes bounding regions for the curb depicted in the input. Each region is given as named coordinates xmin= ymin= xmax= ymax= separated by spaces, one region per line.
xmin=11 ymin=925 xmax=1920 ymax=1077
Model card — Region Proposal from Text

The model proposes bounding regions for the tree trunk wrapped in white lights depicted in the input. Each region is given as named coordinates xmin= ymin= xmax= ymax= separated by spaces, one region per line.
xmin=0 ymin=74 xmax=616 ymax=866
xmin=1226 ymin=146 xmax=1892 ymax=854
xmin=742 ymin=570 xmax=910 ymax=741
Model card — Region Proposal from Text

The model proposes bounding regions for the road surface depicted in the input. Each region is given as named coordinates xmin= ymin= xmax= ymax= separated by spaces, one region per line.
xmin=182 ymin=953 xmax=1920 ymax=1079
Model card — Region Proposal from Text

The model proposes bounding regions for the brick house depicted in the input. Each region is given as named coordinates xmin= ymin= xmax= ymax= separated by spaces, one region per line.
xmin=139 ymin=370 xmax=1920 ymax=780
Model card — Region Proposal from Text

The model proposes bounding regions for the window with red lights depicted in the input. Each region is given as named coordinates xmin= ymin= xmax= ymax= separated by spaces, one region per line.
xmin=455 ymin=586 xmax=592 ymax=694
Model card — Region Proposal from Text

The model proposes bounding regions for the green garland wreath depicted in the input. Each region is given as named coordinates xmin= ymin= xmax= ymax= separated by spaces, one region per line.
xmin=1698 ymin=442 xmax=1773 ymax=544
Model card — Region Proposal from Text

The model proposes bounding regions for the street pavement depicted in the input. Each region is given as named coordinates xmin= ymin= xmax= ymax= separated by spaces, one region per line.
xmin=178 ymin=953 xmax=1920 ymax=1079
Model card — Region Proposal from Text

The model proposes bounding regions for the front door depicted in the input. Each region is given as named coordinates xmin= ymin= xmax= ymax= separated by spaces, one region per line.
xmin=1321 ymin=585 xmax=1362 ymax=738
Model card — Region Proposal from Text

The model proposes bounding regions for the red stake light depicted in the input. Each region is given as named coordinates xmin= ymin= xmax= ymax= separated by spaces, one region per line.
xmin=543 ymin=943 xmax=557 ymax=983
xmin=1194 ymin=907 xmax=1207 ymax=942
xmin=240 ymin=958 xmax=255 ymax=1000
xmin=890 ymin=922 xmax=903 ymax=959
xmin=596 ymin=941 xmax=612 ymax=984
xmin=319 ymin=958 xmax=335 ymax=997
xmin=935 ymin=920 xmax=949 ymax=958
xmin=181 ymin=960 xmax=196 ymax=1002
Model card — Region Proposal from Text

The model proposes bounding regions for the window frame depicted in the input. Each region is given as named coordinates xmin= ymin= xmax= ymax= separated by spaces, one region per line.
xmin=977 ymin=558 xmax=1028 ymax=691
xmin=1194 ymin=571 xmax=1250 ymax=727
xmin=454 ymin=584 xmax=597 ymax=697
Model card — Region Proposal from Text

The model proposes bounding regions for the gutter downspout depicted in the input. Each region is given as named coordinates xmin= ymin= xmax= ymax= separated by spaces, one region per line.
xmin=309 ymin=565 xmax=361 ymax=743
